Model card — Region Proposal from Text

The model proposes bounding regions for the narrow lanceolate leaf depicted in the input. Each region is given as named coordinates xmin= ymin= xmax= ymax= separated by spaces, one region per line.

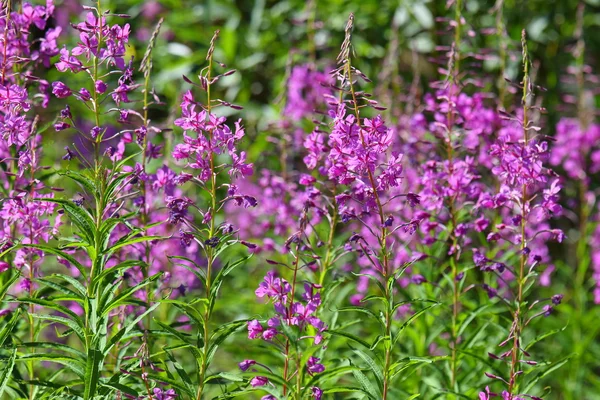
xmin=352 ymin=367 xmax=382 ymax=400
xmin=61 ymin=170 xmax=99 ymax=199
xmin=103 ymin=170 xmax=134 ymax=205
xmin=392 ymin=303 xmax=440 ymax=347
xmin=29 ymin=314 xmax=85 ymax=343
xmin=206 ymin=320 xmax=248 ymax=368
xmin=165 ymin=349 xmax=195 ymax=394
xmin=0 ymin=347 xmax=17 ymax=396
xmin=17 ymin=353 xmax=85 ymax=378
xmin=18 ymin=298 xmax=85 ymax=331
xmin=103 ymin=235 xmax=163 ymax=256
xmin=92 ymin=260 xmax=147 ymax=290
xmin=101 ymin=273 xmax=162 ymax=316
xmin=23 ymin=244 xmax=88 ymax=280
xmin=19 ymin=342 xmax=86 ymax=360
xmin=337 ymin=306 xmax=384 ymax=327
xmin=100 ymin=381 xmax=139 ymax=397
xmin=35 ymin=277 xmax=82 ymax=299
xmin=328 ymin=329 xmax=371 ymax=349
xmin=209 ymin=255 xmax=252 ymax=299
xmin=322 ymin=387 xmax=363 ymax=394
xmin=352 ymin=348 xmax=384 ymax=391
xmin=45 ymin=273 xmax=87 ymax=297
xmin=303 ymin=365 xmax=359 ymax=391
xmin=83 ymin=347 xmax=103 ymax=400
xmin=0 ymin=308 xmax=21 ymax=347
xmin=104 ymin=302 xmax=160 ymax=355
xmin=34 ymin=198 xmax=96 ymax=245
xmin=0 ymin=272 xmax=19 ymax=300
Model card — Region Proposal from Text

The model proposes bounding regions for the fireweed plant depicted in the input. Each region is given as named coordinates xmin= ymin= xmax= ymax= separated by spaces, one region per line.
xmin=477 ymin=32 xmax=564 ymax=400
xmin=0 ymin=2 xmax=589 ymax=400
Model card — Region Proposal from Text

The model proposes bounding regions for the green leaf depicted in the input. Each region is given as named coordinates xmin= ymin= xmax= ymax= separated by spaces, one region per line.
xmin=209 ymin=255 xmax=251 ymax=300
xmin=144 ymin=372 xmax=195 ymax=397
xmin=524 ymin=325 xmax=567 ymax=351
xmin=164 ymin=350 xmax=195 ymax=395
xmin=204 ymin=372 xmax=244 ymax=384
xmin=328 ymin=329 xmax=371 ymax=349
xmin=0 ymin=308 xmax=21 ymax=348
xmin=0 ymin=347 xmax=16 ymax=397
xmin=103 ymin=171 xmax=134 ymax=206
xmin=17 ymin=353 xmax=85 ymax=378
xmin=46 ymin=273 xmax=87 ymax=297
xmin=303 ymin=365 xmax=358 ymax=390
xmin=19 ymin=342 xmax=86 ymax=360
xmin=0 ymin=272 xmax=19 ymax=300
xmin=206 ymin=320 xmax=248 ymax=367
xmin=100 ymin=381 xmax=139 ymax=397
xmin=322 ymin=386 xmax=363 ymax=394
xmin=522 ymin=355 xmax=572 ymax=393
xmin=167 ymin=256 xmax=207 ymax=287
xmin=61 ymin=170 xmax=98 ymax=198
xmin=153 ymin=319 xmax=193 ymax=345
xmin=23 ymin=245 xmax=88 ymax=280
xmin=101 ymin=273 xmax=162 ymax=316
xmin=92 ymin=260 xmax=147 ymax=290
xmin=352 ymin=367 xmax=381 ymax=400
xmin=337 ymin=306 xmax=384 ymax=328
xmin=83 ymin=347 xmax=103 ymax=400
xmin=104 ymin=302 xmax=160 ymax=355
xmin=352 ymin=348 xmax=383 ymax=391
xmin=392 ymin=303 xmax=440 ymax=347
xmin=35 ymin=277 xmax=82 ymax=299
xmin=30 ymin=314 xmax=85 ymax=343
xmin=103 ymin=235 xmax=163 ymax=256
xmin=34 ymin=198 xmax=96 ymax=246
xmin=19 ymin=298 xmax=85 ymax=332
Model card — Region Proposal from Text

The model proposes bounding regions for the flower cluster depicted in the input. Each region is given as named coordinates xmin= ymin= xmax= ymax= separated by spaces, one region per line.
xmin=244 ymin=272 xmax=326 ymax=399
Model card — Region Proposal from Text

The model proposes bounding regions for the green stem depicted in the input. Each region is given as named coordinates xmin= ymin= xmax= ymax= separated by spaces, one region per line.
xmin=196 ymin=36 xmax=217 ymax=400
xmin=508 ymin=42 xmax=529 ymax=397
xmin=283 ymin=244 xmax=301 ymax=397
xmin=345 ymin=52 xmax=393 ymax=400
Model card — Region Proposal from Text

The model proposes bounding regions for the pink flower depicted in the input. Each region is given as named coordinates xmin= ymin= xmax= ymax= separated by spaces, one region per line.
xmin=250 ymin=376 xmax=268 ymax=387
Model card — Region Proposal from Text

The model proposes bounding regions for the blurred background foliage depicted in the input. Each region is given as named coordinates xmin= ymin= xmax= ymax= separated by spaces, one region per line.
xmin=50 ymin=0 xmax=600 ymax=132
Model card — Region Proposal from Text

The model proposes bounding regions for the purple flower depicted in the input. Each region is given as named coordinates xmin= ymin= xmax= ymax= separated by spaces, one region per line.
xmin=311 ymin=387 xmax=323 ymax=400
xmin=78 ymin=88 xmax=91 ymax=101
xmin=95 ymin=80 xmax=107 ymax=94
xmin=551 ymin=294 xmax=563 ymax=305
xmin=238 ymin=359 xmax=256 ymax=371
xmin=153 ymin=388 xmax=177 ymax=400
xmin=250 ymin=376 xmax=268 ymax=387
xmin=306 ymin=356 xmax=325 ymax=375
xmin=54 ymin=122 xmax=70 ymax=131
xmin=0 ymin=261 xmax=9 ymax=273
xmin=247 ymin=319 xmax=263 ymax=339
xmin=51 ymin=81 xmax=72 ymax=98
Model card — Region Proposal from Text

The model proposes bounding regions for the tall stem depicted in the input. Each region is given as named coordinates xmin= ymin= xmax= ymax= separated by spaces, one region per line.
xmin=196 ymin=31 xmax=218 ymax=400
xmin=283 ymin=244 xmax=301 ymax=397
xmin=344 ymin=54 xmax=393 ymax=400
xmin=139 ymin=17 xmax=162 ymax=348
xmin=508 ymin=33 xmax=530 ymax=397
xmin=444 ymin=82 xmax=461 ymax=392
